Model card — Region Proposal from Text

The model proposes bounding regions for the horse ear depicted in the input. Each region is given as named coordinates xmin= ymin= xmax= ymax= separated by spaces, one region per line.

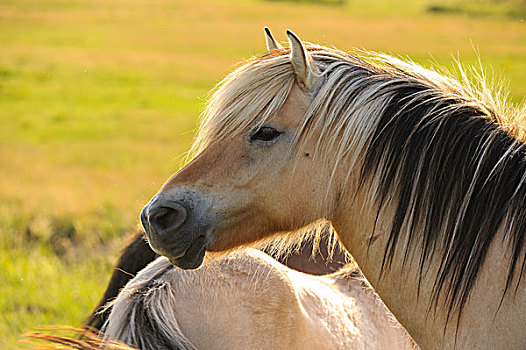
xmin=264 ymin=27 xmax=282 ymax=51
xmin=286 ymin=29 xmax=320 ymax=91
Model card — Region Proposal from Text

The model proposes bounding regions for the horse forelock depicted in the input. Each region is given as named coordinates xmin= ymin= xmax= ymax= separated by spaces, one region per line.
xmin=190 ymin=43 xmax=526 ymax=324
xmin=189 ymin=50 xmax=296 ymax=158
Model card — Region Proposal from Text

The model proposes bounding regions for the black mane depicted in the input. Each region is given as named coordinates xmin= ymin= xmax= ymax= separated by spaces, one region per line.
xmin=359 ymin=73 xmax=526 ymax=323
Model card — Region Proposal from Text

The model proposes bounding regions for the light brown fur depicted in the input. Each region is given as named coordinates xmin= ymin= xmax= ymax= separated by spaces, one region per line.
xmin=103 ymin=249 xmax=416 ymax=350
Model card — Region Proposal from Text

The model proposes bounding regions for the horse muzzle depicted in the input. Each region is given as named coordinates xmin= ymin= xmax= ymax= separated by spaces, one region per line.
xmin=141 ymin=189 xmax=213 ymax=269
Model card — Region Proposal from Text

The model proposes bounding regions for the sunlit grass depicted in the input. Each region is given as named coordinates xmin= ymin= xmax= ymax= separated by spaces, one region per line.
xmin=0 ymin=245 xmax=112 ymax=347
xmin=0 ymin=205 xmax=123 ymax=348
xmin=1 ymin=0 xmax=524 ymax=348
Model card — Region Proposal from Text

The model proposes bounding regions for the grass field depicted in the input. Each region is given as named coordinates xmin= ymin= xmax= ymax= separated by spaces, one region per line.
xmin=1 ymin=0 xmax=524 ymax=348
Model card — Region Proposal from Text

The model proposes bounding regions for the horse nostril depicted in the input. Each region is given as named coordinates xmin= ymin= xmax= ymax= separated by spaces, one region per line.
xmin=148 ymin=201 xmax=188 ymax=236
xmin=154 ymin=207 xmax=178 ymax=230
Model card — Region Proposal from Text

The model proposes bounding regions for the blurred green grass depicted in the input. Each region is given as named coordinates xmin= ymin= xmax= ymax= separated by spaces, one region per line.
xmin=0 ymin=0 xmax=524 ymax=348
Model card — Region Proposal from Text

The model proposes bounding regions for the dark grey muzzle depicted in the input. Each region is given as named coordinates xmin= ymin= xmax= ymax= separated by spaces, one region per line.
xmin=140 ymin=190 xmax=213 ymax=270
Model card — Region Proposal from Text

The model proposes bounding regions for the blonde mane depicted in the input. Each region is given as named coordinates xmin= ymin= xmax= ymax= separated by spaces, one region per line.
xmin=193 ymin=45 xmax=524 ymax=163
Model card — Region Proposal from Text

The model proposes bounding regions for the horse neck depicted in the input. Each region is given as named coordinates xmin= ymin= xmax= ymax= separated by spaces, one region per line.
xmin=331 ymin=108 xmax=526 ymax=348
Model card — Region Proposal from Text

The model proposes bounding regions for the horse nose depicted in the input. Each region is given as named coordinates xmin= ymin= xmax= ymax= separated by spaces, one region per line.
xmin=142 ymin=200 xmax=188 ymax=237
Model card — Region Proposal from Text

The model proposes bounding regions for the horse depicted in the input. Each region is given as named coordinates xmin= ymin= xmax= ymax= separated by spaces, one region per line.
xmin=139 ymin=28 xmax=526 ymax=349
xmin=25 ymin=249 xmax=416 ymax=350
xmin=102 ymin=248 xmax=416 ymax=350
xmin=85 ymin=229 xmax=348 ymax=330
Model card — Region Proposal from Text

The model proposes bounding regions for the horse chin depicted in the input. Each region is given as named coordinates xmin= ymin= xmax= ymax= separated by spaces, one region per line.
xmin=166 ymin=236 xmax=208 ymax=270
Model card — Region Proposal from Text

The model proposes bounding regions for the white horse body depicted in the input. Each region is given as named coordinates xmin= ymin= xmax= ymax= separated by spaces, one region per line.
xmin=103 ymin=249 xmax=415 ymax=350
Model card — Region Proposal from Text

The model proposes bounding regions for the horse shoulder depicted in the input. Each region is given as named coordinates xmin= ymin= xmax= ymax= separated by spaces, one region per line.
xmin=172 ymin=249 xmax=308 ymax=350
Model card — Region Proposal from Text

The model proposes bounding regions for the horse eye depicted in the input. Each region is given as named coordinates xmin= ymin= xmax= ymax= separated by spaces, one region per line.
xmin=250 ymin=127 xmax=281 ymax=143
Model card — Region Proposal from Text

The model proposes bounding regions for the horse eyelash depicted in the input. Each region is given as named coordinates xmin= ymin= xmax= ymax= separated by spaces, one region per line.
xmin=249 ymin=126 xmax=282 ymax=145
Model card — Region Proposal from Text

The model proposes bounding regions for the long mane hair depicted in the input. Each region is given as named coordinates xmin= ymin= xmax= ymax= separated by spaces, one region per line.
xmin=100 ymin=262 xmax=196 ymax=350
xmin=192 ymin=43 xmax=526 ymax=323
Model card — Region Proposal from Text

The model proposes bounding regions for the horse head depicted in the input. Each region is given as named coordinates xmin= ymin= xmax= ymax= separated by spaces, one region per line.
xmin=141 ymin=29 xmax=338 ymax=269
